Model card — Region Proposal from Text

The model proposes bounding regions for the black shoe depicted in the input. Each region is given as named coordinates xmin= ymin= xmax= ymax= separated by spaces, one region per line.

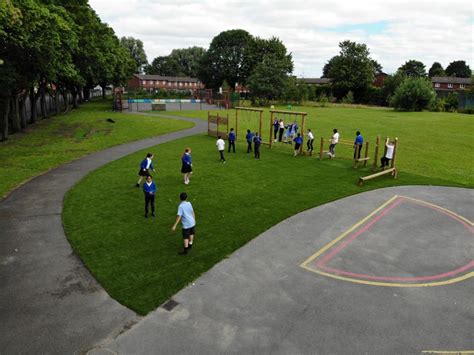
xmin=151 ymin=213 xmax=155 ymax=217
xmin=136 ymin=183 xmax=140 ymax=187
xmin=178 ymin=250 xmax=188 ymax=255
xmin=145 ymin=214 xmax=148 ymax=218
xmin=188 ymin=244 xmax=192 ymax=250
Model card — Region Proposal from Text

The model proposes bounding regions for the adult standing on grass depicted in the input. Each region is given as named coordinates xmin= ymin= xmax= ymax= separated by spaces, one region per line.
xmin=216 ymin=135 xmax=226 ymax=163
xmin=254 ymin=132 xmax=262 ymax=159
xmin=136 ymin=153 xmax=155 ymax=187
xmin=228 ymin=128 xmax=236 ymax=153
xmin=306 ymin=129 xmax=314 ymax=153
xmin=293 ymin=133 xmax=303 ymax=157
xmin=246 ymin=129 xmax=254 ymax=153
xmin=329 ymin=129 xmax=339 ymax=158
xmin=143 ymin=175 xmax=156 ymax=218
xmin=353 ymin=131 xmax=364 ymax=160
xmin=181 ymin=148 xmax=192 ymax=185
xmin=172 ymin=192 xmax=196 ymax=255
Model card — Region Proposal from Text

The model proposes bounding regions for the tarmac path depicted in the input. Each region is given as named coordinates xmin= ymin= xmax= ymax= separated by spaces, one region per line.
xmin=1 ymin=112 xmax=472 ymax=354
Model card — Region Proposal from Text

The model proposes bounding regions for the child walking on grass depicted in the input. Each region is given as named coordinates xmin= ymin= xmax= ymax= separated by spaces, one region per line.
xmin=172 ymin=192 xmax=196 ymax=255
xmin=181 ymin=148 xmax=192 ymax=185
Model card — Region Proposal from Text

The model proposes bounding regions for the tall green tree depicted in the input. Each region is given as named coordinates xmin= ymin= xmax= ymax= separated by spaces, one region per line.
xmin=146 ymin=56 xmax=180 ymax=76
xmin=326 ymin=40 xmax=375 ymax=100
xmin=445 ymin=60 xmax=471 ymax=78
xmin=391 ymin=77 xmax=435 ymax=111
xmin=397 ymin=60 xmax=426 ymax=77
xmin=428 ymin=62 xmax=445 ymax=77
xmin=198 ymin=29 xmax=254 ymax=89
xmin=120 ymin=36 xmax=148 ymax=73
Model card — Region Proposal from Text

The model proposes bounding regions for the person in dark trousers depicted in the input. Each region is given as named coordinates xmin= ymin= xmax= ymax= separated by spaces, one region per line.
xmin=253 ymin=132 xmax=262 ymax=159
xmin=273 ymin=118 xmax=279 ymax=141
xmin=354 ymin=131 xmax=364 ymax=159
xmin=246 ymin=129 xmax=254 ymax=153
xmin=307 ymin=129 xmax=314 ymax=152
xmin=381 ymin=139 xmax=395 ymax=170
xmin=278 ymin=119 xmax=285 ymax=142
xmin=216 ymin=135 xmax=226 ymax=162
xmin=181 ymin=148 xmax=192 ymax=185
xmin=228 ymin=128 xmax=236 ymax=153
xmin=143 ymin=175 xmax=156 ymax=218
xmin=136 ymin=153 xmax=155 ymax=187
xmin=171 ymin=192 xmax=196 ymax=255
xmin=293 ymin=133 xmax=303 ymax=157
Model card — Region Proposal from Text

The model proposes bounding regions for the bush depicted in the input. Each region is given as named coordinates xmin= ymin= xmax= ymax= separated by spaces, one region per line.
xmin=390 ymin=77 xmax=436 ymax=111
xmin=341 ymin=91 xmax=354 ymax=104
xmin=444 ymin=92 xmax=459 ymax=112
xmin=318 ymin=93 xmax=329 ymax=107
xmin=431 ymin=98 xmax=446 ymax=112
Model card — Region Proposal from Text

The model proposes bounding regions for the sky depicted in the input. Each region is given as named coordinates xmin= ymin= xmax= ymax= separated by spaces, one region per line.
xmin=89 ymin=0 xmax=474 ymax=77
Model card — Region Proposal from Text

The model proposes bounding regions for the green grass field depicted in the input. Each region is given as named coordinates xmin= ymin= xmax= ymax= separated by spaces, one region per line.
xmin=63 ymin=105 xmax=473 ymax=314
xmin=0 ymin=100 xmax=193 ymax=198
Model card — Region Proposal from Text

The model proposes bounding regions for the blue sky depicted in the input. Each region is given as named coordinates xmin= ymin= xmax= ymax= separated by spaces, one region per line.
xmin=90 ymin=0 xmax=473 ymax=77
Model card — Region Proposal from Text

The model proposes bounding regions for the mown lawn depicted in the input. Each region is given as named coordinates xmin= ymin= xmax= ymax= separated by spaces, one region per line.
xmin=63 ymin=104 xmax=472 ymax=314
xmin=0 ymin=99 xmax=194 ymax=198
xmin=163 ymin=105 xmax=474 ymax=186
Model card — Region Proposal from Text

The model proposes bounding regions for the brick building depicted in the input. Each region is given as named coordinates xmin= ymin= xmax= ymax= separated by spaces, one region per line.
xmin=431 ymin=76 xmax=472 ymax=92
xmin=127 ymin=74 xmax=204 ymax=92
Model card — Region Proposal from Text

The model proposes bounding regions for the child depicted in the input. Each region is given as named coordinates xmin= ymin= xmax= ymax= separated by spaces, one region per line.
xmin=136 ymin=153 xmax=155 ymax=187
xmin=381 ymin=139 xmax=395 ymax=170
xmin=181 ymin=148 xmax=192 ymax=185
xmin=293 ymin=133 xmax=303 ymax=156
xmin=354 ymin=131 xmax=363 ymax=159
xmin=278 ymin=119 xmax=285 ymax=142
xmin=285 ymin=123 xmax=292 ymax=144
xmin=216 ymin=135 xmax=226 ymax=162
xmin=228 ymin=128 xmax=236 ymax=153
xmin=171 ymin=192 xmax=196 ymax=255
xmin=143 ymin=175 xmax=156 ymax=218
xmin=329 ymin=129 xmax=339 ymax=158
xmin=246 ymin=129 xmax=254 ymax=153
xmin=273 ymin=118 xmax=279 ymax=142
xmin=306 ymin=129 xmax=314 ymax=152
xmin=253 ymin=132 xmax=262 ymax=159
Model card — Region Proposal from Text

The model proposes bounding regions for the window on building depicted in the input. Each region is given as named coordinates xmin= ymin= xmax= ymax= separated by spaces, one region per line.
xmin=435 ymin=83 xmax=440 ymax=88
xmin=460 ymin=84 xmax=465 ymax=89
xmin=142 ymin=80 xmax=146 ymax=85
xmin=448 ymin=83 xmax=453 ymax=88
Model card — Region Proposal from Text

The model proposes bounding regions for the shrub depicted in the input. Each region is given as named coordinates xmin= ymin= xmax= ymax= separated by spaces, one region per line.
xmin=341 ymin=91 xmax=354 ymax=104
xmin=431 ymin=98 xmax=446 ymax=112
xmin=318 ymin=93 xmax=329 ymax=107
xmin=444 ymin=92 xmax=459 ymax=112
xmin=390 ymin=77 xmax=436 ymax=111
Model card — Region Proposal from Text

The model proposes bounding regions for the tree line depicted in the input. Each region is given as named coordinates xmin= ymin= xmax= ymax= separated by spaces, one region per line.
xmin=0 ymin=0 xmax=136 ymax=141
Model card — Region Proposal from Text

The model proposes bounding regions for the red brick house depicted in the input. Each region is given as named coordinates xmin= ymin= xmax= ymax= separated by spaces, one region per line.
xmin=431 ymin=76 xmax=472 ymax=92
xmin=127 ymin=74 xmax=204 ymax=92
xmin=373 ymin=72 xmax=388 ymax=88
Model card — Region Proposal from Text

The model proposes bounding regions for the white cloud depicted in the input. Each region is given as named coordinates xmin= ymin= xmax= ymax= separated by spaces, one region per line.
xmin=90 ymin=0 xmax=474 ymax=77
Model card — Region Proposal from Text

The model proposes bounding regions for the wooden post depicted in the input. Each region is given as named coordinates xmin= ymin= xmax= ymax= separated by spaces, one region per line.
xmin=319 ymin=137 xmax=324 ymax=160
xmin=372 ymin=135 xmax=380 ymax=172
xmin=207 ymin=111 xmax=210 ymax=136
xmin=391 ymin=137 xmax=398 ymax=178
xmin=353 ymin=144 xmax=361 ymax=168
xmin=259 ymin=110 xmax=263 ymax=136
xmin=226 ymin=114 xmax=229 ymax=135
xmin=363 ymin=141 xmax=369 ymax=167
xmin=270 ymin=111 xmax=274 ymax=148
xmin=236 ymin=108 xmax=239 ymax=140
xmin=300 ymin=114 xmax=306 ymax=155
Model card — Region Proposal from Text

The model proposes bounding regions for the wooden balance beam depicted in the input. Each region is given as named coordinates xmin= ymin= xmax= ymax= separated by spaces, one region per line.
xmin=359 ymin=168 xmax=397 ymax=185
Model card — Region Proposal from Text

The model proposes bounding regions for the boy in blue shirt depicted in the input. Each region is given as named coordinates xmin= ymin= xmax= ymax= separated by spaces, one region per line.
xmin=228 ymin=128 xmax=236 ymax=153
xmin=354 ymin=131 xmax=364 ymax=159
xmin=136 ymin=153 xmax=155 ymax=187
xmin=143 ymin=175 xmax=156 ymax=218
xmin=246 ymin=129 xmax=254 ymax=153
xmin=181 ymin=148 xmax=192 ymax=185
xmin=293 ymin=133 xmax=303 ymax=156
xmin=253 ymin=132 xmax=262 ymax=159
xmin=172 ymin=192 xmax=196 ymax=255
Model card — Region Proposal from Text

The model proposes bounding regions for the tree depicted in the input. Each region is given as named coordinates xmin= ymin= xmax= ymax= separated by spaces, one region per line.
xmin=428 ymin=62 xmax=445 ymax=77
xmin=247 ymin=55 xmax=291 ymax=104
xmin=445 ymin=60 xmax=471 ymax=78
xmin=397 ymin=60 xmax=426 ymax=77
xmin=381 ymin=72 xmax=405 ymax=106
xmin=120 ymin=36 xmax=148 ymax=73
xmin=169 ymin=47 xmax=206 ymax=77
xmin=146 ymin=56 xmax=179 ymax=76
xmin=198 ymin=29 xmax=253 ymax=89
xmin=391 ymin=77 xmax=435 ymax=111
xmin=326 ymin=40 xmax=375 ymax=100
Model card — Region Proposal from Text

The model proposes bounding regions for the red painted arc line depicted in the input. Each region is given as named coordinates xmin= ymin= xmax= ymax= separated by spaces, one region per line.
xmin=316 ymin=199 xmax=403 ymax=267
xmin=319 ymin=260 xmax=474 ymax=282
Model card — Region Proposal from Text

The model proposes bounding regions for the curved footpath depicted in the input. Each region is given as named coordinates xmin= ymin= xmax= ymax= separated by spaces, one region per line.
xmin=0 ymin=113 xmax=207 ymax=354
xmin=1 ymin=114 xmax=473 ymax=353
